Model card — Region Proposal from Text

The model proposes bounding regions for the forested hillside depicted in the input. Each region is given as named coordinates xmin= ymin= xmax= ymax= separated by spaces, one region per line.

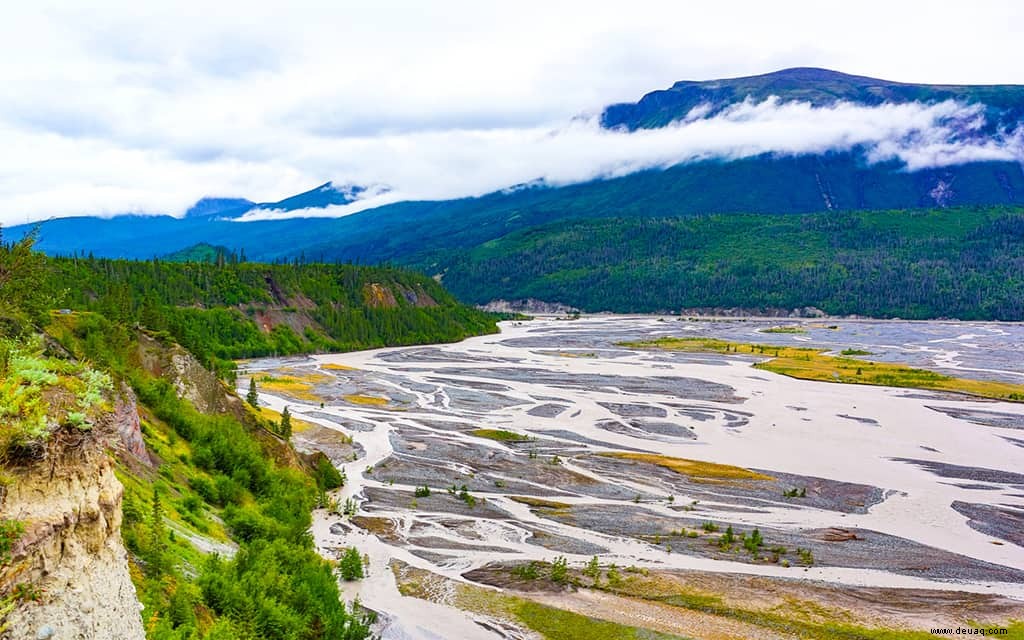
xmin=45 ymin=254 xmax=498 ymax=376
xmin=1 ymin=232 xmax=375 ymax=639
xmin=432 ymin=207 xmax=1024 ymax=320
xmin=14 ymin=153 xmax=1024 ymax=264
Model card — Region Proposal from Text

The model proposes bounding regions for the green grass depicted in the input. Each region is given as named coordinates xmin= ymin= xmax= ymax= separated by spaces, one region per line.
xmin=472 ymin=429 xmax=531 ymax=443
xmin=513 ymin=600 xmax=684 ymax=640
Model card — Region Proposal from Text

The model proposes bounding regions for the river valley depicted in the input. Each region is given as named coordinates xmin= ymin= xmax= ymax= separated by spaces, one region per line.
xmin=241 ymin=316 xmax=1024 ymax=639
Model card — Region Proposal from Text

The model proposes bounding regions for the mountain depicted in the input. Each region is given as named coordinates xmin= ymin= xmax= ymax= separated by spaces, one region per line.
xmin=184 ymin=182 xmax=380 ymax=220
xmin=162 ymin=241 xmax=232 ymax=261
xmin=184 ymin=197 xmax=255 ymax=218
xmin=600 ymin=67 xmax=1024 ymax=131
xmin=255 ymin=181 xmax=381 ymax=214
xmin=431 ymin=207 xmax=1024 ymax=319
xmin=16 ymin=153 xmax=1024 ymax=262
xmin=8 ymin=68 xmax=1024 ymax=318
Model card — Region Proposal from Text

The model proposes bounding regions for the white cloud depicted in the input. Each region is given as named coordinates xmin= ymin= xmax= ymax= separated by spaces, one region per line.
xmin=1 ymin=1 xmax=1024 ymax=224
xmin=229 ymin=98 xmax=1024 ymax=221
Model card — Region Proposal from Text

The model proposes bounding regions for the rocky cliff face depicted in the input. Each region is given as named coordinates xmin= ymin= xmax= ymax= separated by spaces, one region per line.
xmin=136 ymin=332 xmax=230 ymax=415
xmin=1 ymin=393 xmax=146 ymax=640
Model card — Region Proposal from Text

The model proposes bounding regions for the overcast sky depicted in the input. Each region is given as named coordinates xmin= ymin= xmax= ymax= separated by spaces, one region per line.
xmin=3 ymin=0 xmax=1024 ymax=225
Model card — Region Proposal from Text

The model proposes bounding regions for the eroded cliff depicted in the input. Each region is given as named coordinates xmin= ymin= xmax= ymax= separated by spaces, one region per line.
xmin=1 ymin=391 xmax=146 ymax=640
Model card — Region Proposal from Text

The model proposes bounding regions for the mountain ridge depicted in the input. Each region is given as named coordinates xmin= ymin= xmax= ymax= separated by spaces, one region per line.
xmin=600 ymin=66 xmax=1024 ymax=130
xmin=8 ymin=67 xmax=1024 ymax=318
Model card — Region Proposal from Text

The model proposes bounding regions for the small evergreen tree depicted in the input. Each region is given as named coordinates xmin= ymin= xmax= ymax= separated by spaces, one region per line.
xmin=340 ymin=546 xmax=364 ymax=581
xmin=246 ymin=377 xmax=259 ymax=407
xmin=280 ymin=406 xmax=292 ymax=438
xmin=148 ymin=487 xmax=168 ymax=575
xmin=550 ymin=555 xmax=569 ymax=583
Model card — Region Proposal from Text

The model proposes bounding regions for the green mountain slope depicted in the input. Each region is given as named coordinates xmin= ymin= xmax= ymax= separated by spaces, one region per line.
xmin=432 ymin=207 xmax=1024 ymax=320
xmin=0 ymin=235 xmax=374 ymax=639
xmin=44 ymin=256 xmax=498 ymax=377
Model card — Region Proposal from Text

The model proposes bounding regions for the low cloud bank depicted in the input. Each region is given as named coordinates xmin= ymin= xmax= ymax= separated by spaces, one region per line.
xmin=5 ymin=97 xmax=1022 ymax=224
xmin=236 ymin=97 xmax=1024 ymax=220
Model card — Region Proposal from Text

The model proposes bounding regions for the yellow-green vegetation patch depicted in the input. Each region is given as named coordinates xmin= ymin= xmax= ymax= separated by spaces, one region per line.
xmin=320 ymin=362 xmax=357 ymax=371
xmin=343 ymin=394 xmax=388 ymax=406
xmin=509 ymin=496 xmax=572 ymax=510
xmin=0 ymin=336 xmax=114 ymax=460
xmin=619 ymin=336 xmax=815 ymax=357
xmin=760 ymin=325 xmax=807 ymax=334
xmin=257 ymin=374 xmax=322 ymax=401
xmin=621 ymin=337 xmax=1024 ymax=402
xmin=259 ymin=406 xmax=316 ymax=434
xmin=601 ymin=452 xmax=772 ymax=482
xmin=277 ymin=368 xmax=333 ymax=383
xmin=472 ymin=428 xmax=532 ymax=443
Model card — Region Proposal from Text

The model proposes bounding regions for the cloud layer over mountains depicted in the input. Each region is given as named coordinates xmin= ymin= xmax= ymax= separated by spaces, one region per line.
xmin=3 ymin=1 xmax=1024 ymax=224
xmin=240 ymin=98 xmax=1024 ymax=220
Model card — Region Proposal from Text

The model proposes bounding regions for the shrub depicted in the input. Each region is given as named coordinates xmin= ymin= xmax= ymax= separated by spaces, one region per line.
xmin=0 ymin=519 xmax=24 ymax=565
xmin=312 ymin=456 xmax=343 ymax=490
xmin=339 ymin=546 xmax=364 ymax=581
xmin=513 ymin=562 xmax=539 ymax=580
xmin=550 ymin=556 xmax=569 ymax=583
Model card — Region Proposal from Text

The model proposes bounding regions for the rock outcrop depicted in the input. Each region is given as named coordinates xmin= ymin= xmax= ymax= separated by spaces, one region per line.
xmin=136 ymin=332 xmax=230 ymax=415
xmin=1 ymin=417 xmax=145 ymax=639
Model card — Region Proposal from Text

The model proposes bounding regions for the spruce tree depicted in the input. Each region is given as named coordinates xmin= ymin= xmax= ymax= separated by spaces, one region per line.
xmin=246 ymin=377 xmax=259 ymax=407
xmin=280 ymin=406 xmax=292 ymax=438
xmin=149 ymin=487 xmax=167 ymax=575
xmin=340 ymin=546 xmax=364 ymax=580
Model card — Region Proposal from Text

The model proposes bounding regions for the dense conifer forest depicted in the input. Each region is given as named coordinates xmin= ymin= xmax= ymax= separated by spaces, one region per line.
xmin=42 ymin=252 xmax=498 ymax=376
xmin=432 ymin=207 xmax=1024 ymax=319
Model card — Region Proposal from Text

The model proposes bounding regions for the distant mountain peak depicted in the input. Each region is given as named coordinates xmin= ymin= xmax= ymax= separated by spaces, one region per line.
xmin=184 ymin=197 xmax=255 ymax=219
xmin=684 ymin=67 xmax=901 ymax=86
xmin=602 ymin=67 xmax=1024 ymax=131
xmin=243 ymin=181 xmax=393 ymax=217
